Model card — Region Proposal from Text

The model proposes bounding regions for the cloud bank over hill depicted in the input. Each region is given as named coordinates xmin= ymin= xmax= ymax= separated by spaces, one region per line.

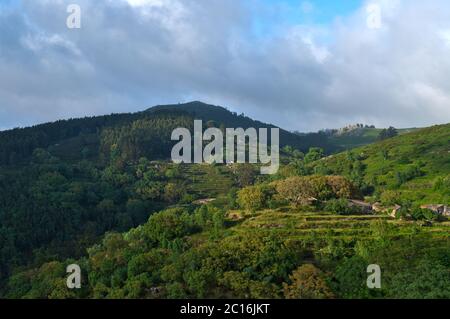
xmin=1 ymin=0 xmax=450 ymax=131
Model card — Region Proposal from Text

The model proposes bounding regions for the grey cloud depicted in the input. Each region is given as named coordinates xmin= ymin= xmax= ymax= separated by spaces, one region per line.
xmin=0 ymin=0 xmax=449 ymax=132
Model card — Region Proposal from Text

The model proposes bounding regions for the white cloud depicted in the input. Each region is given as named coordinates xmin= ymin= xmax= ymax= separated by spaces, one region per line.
xmin=0 ymin=0 xmax=449 ymax=131
xmin=125 ymin=0 xmax=162 ymax=6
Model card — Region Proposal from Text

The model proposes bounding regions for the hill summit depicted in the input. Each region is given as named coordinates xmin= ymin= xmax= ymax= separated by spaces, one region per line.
xmin=0 ymin=101 xmax=336 ymax=166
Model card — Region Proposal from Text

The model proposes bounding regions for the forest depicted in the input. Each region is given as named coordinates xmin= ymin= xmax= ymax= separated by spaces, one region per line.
xmin=0 ymin=102 xmax=449 ymax=299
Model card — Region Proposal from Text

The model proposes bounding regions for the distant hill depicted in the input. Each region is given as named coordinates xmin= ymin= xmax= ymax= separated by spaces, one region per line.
xmin=147 ymin=101 xmax=336 ymax=153
xmin=0 ymin=101 xmax=337 ymax=166
xmin=326 ymin=126 xmax=419 ymax=150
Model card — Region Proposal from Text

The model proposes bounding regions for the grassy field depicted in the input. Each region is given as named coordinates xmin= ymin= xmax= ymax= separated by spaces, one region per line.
xmin=227 ymin=208 xmax=450 ymax=242
xmin=181 ymin=164 xmax=235 ymax=198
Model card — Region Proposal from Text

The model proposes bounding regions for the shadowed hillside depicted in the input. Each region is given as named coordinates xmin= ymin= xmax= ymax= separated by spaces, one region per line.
xmin=0 ymin=101 xmax=337 ymax=166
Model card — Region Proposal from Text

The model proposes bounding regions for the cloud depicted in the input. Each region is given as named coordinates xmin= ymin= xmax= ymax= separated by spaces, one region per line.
xmin=0 ymin=0 xmax=449 ymax=131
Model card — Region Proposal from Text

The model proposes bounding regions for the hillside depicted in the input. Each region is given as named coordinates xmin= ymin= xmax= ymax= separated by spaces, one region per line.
xmin=327 ymin=127 xmax=419 ymax=150
xmin=0 ymin=101 xmax=316 ymax=289
xmin=312 ymin=123 xmax=450 ymax=205
xmin=0 ymin=106 xmax=448 ymax=299
xmin=4 ymin=193 xmax=449 ymax=299
xmin=0 ymin=101 xmax=336 ymax=167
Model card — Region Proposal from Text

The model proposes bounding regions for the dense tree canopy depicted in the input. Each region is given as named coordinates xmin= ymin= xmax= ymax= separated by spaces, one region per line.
xmin=0 ymin=106 xmax=448 ymax=300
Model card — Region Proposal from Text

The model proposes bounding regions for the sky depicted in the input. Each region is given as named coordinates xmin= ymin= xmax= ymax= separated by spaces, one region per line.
xmin=1 ymin=0 xmax=450 ymax=132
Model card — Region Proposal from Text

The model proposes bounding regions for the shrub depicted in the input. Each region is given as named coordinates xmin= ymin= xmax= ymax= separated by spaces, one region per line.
xmin=273 ymin=176 xmax=315 ymax=207
xmin=143 ymin=208 xmax=193 ymax=244
xmin=283 ymin=264 xmax=334 ymax=299
xmin=273 ymin=176 xmax=359 ymax=207
xmin=387 ymin=259 xmax=450 ymax=299
xmin=380 ymin=190 xmax=401 ymax=206
xmin=163 ymin=183 xmax=185 ymax=204
xmin=378 ymin=127 xmax=398 ymax=140
xmin=395 ymin=164 xmax=424 ymax=186
xmin=237 ymin=184 xmax=275 ymax=211
xmin=331 ymin=256 xmax=371 ymax=299
xmin=325 ymin=199 xmax=361 ymax=215
xmin=434 ymin=175 xmax=450 ymax=195
xmin=304 ymin=147 xmax=325 ymax=164
xmin=327 ymin=176 xmax=360 ymax=199
xmin=410 ymin=208 xmax=438 ymax=221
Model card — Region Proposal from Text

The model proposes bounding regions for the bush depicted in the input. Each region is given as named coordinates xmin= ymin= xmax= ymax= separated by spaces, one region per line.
xmin=273 ymin=176 xmax=359 ymax=207
xmin=325 ymin=199 xmax=361 ymax=215
xmin=410 ymin=208 xmax=438 ymax=221
xmin=387 ymin=259 xmax=450 ymax=299
xmin=163 ymin=183 xmax=185 ymax=204
xmin=304 ymin=147 xmax=325 ymax=164
xmin=283 ymin=264 xmax=334 ymax=299
xmin=395 ymin=164 xmax=424 ymax=186
xmin=226 ymin=187 xmax=239 ymax=209
xmin=378 ymin=127 xmax=398 ymax=140
xmin=434 ymin=175 xmax=450 ymax=195
xmin=331 ymin=256 xmax=371 ymax=299
xmin=237 ymin=184 xmax=275 ymax=211
xmin=380 ymin=190 xmax=401 ymax=206
xmin=143 ymin=208 xmax=193 ymax=245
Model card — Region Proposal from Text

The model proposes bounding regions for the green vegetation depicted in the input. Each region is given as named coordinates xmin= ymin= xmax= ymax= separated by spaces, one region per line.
xmin=0 ymin=103 xmax=448 ymax=299
xmin=326 ymin=126 xmax=418 ymax=150
xmin=378 ymin=126 xmax=399 ymax=141
xmin=3 ymin=205 xmax=448 ymax=299
xmin=310 ymin=123 xmax=450 ymax=205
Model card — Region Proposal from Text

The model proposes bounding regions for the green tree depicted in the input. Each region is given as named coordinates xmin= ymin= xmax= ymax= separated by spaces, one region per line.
xmin=283 ymin=264 xmax=334 ymax=299
xmin=304 ymin=147 xmax=324 ymax=164
xmin=237 ymin=185 xmax=274 ymax=212
xmin=378 ymin=127 xmax=398 ymax=140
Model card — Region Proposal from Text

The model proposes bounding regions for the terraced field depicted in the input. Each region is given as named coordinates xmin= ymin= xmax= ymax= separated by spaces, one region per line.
xmin=181 ymin=164 xmax=235 ymax=198
xmin=228 ymin=209 xmax=450 ymax=241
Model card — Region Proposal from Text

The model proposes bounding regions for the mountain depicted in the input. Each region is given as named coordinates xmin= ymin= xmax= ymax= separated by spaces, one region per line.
xmin=148 ymin=101 xmax=337 ymax=153
xmin=0 ymin=101 xmax=334 ymax=287
xmin=0 ymin=103 xmax=448 ymax=299
xmin=2 ymin=122 xmax=449 ymax=299
xmin=0 ymin=101 xmax=336 ymax=166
